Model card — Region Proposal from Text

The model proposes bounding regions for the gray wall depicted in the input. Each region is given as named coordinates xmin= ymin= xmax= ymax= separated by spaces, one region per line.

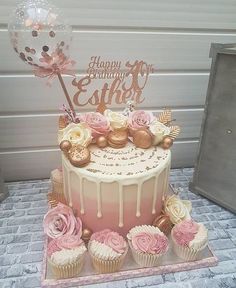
xmin=1 ymin=0 xmax=236 ymax=181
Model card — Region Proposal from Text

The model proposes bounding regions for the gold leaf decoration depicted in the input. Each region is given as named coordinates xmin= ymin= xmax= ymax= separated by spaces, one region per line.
xmin=96 ymin=101 xmax=107 ymax=115
xmin=169 ymin=125 xmax=181 ymax=139
xmin=158 ymin=109 xmax=172 ymax=125
xmin=47 ymin=192 xmax=67 ymax=208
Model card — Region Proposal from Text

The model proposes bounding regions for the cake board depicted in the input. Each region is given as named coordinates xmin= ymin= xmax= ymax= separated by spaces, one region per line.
xmin=41 ymin=185 xmax=218 ymax=287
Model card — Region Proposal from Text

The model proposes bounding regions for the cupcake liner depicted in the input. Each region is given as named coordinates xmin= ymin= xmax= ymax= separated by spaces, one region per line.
xmin=128 ymin=240 xmax=166 ymax=267
xmin=171 ymin=231 xmax=208 ymax=261
xmin=89 ymin=244 xmax=128 ymax=274
xmin=48 ymin=254 xmax=84 ymax=279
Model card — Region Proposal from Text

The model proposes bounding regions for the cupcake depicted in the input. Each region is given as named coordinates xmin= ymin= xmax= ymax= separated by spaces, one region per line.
xmin=88 ymin=229 xmax=128 ymax=273
xmin=47 ymin=234 xmax=87 ymax=279
xmin=171 ymin=219 xmax=208 ymax=261
xmin=127 ymin=225 xmax=169 ymax=267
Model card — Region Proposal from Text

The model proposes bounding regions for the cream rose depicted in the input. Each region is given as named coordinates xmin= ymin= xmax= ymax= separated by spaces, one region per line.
xmin=164 ymin=195 xmax=192 ymax=225
xmin=62 ymin=123 xmax=92 ymax=147
xmin=149 ymin=120 xmax=171 ymax=145
xmin=104 ymin=109 xmax=128 ymax=130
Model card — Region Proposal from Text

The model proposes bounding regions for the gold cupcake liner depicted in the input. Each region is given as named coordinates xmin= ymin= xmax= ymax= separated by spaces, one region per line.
xmin=128 ymin=240 xmax=166 ymax=267
xmin=48 ymin=255 xmax=84 ymax=279
xmin=89 ymin=245 xmax=128 ymax=274
xmin=171 ymin=234 xmax=208 ymax=261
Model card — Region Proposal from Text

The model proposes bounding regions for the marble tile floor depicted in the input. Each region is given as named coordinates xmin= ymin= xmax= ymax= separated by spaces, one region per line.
xmin=0 ymin=168 xmax=236 ymax=288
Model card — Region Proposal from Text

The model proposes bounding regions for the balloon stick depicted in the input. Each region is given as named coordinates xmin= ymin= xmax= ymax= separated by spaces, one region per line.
xmin=57 ymin=72 xmax=76 ymax=117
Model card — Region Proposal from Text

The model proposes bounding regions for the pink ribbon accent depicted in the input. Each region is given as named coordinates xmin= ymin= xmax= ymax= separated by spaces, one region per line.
xmin=33 ymin=49 xmax=76 ymax=85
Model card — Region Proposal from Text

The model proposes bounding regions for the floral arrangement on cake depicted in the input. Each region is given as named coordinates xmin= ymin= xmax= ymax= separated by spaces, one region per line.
xmin=58 ymin=102 xmax=181 ymax=168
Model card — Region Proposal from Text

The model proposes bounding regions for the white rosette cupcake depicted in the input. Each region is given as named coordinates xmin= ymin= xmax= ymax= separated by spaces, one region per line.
xmin=47 ymin=235 xmax=87 ymax=279
xmin=88 ymin=229 xmax=128 ymax=273
xmin=127 ymin=225 xmax=169 ymax=267
xmin=171 ymin=220 xmax=208 ymax=261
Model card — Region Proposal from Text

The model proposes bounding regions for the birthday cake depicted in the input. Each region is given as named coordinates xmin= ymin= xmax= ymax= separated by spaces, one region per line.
xmin=54 ymin=107 xmax=180 ymax=235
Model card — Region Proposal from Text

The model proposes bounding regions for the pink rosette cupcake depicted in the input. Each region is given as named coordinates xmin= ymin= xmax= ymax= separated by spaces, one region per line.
xmin=127 ymin=225 xmax=169 ymax=267
xmin=171 ymin=219 xmax=208 ymax=261
xmin=88 ymin=229 xmax=128 ymax=273
xmin=47 ymin=234 xmax=87 ymax=279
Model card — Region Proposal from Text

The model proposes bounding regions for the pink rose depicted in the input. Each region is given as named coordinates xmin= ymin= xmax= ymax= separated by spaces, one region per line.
xmin=128 ymin=110 xmax=154 ymax=130
xmin=43 ymin=203 xmax=82 ymax=239
xmin=153 ymin=234 xmax=169 ymax=254
xmin=90 ymin=229 xmax=111 ymax=243
xmin=79 ymin=112 xmax=110 ymax=138
xmin=47 ymin=239 xmax=61 ymax=257
xmin=104 ymin=232 xmax=127 ymax=253
xmin=179 ymin=220 xmax=198 ymax=234
xmin=132 ymin=232 xmax=168 ymax=254
xmin=172 ymin=220 xmax=199 ymax=246
xmin=56 ymin=234 xmax=83 ymax=249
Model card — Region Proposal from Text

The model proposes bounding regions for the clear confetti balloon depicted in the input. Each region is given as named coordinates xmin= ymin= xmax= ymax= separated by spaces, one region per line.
xmin=8 ymin=0 xmax=73 ymax=70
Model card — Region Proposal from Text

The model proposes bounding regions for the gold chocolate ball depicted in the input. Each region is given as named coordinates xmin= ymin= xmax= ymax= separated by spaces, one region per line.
xmin=153 ymin=214 xmax=173 ymax=235
xmin=160 ymin=136 xmax=173 ymax=150
xmin=60 ymin=140 xmax=72 ymax=152
xmin=82 ymin=228 xmax=93 ymax=243
xmin=96 ymin=136 xmax=108 ymax=148
xmin=133 ymin=128 xmax=152 ymax=149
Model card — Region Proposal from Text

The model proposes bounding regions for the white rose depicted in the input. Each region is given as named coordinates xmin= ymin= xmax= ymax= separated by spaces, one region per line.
xmin=164 ymin=195 xmax=192 ymax=225
xmin=104 ymin=109 xmax=128 ymax=130
xmin=149 ymin=120 xmax=171 ymax=145
xmin=62 ymin=123 xmax=92 ymax=147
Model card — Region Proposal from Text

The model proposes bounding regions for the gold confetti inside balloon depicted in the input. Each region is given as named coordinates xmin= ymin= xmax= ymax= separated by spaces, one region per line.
xmin=8 ymin=0 xmax=72 ymax=70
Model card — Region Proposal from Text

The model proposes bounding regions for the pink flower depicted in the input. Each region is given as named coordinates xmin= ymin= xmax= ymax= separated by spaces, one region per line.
xmin=132 ymin=232 xmax=168 ymax=254
xmin=128 ymin=110 xmax=154 ymax=130
xmin=43 ymin=203 xmax=82 ymax=239
xmin=79 ymin=112 xmax=110 ymax=138
xmin=47 ymin=239 xmax=61 ymax=257
xmin=104 ymin=232 xmax=127 ymax=253
xmin=56 ymin=234 xmax=83 ymax=249
xmin=153 ymin=234 xmax=169 ymax=254
xmin=90 ymin=229 xmax=111 ymax=243
xmin=172 ymin=220 xmax=199 ymax=246
xmin=179 ymin=220 xmax=198 ymax=234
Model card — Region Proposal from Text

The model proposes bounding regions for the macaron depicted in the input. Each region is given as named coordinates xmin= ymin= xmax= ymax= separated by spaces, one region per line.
xmin=108 ymin=130 xmax=128 ymax=149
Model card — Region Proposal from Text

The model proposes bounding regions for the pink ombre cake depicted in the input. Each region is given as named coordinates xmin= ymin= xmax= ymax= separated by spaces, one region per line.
xmin=56 ymin=108 xmax=179 ymax=236
xmin=61 ymin=142 xmax=171 ymax=235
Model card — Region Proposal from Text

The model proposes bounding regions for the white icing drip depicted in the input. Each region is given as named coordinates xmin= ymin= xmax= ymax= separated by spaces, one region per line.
xmin=89 ymin=240 xmax=121 ymax=260
xmin=127 ymin=225 xmax=163 ymax=240
xmin=97 ymin=182 xmax=102 ymax=218
xmin=51 ymin=245 xmax=87 ymax=266
xmin=162 ymin=165 xmax=169 ymax=201
xmin=79 ymin=176 xmax=85 ymax=214
xmin=68 ymin=170 xmax=72 ymax=207
xmin=118 ymin=183 xmax=124 ymax=227
xmin=61 ymin=144 xmax=171 ymax=224
xmin=62 ymin=164 xmax=68 ymax=202
xmin=152 ymin=174 xmax=159 ymax=214
xmin=136 ymin=181 xmax=142 ymax=217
